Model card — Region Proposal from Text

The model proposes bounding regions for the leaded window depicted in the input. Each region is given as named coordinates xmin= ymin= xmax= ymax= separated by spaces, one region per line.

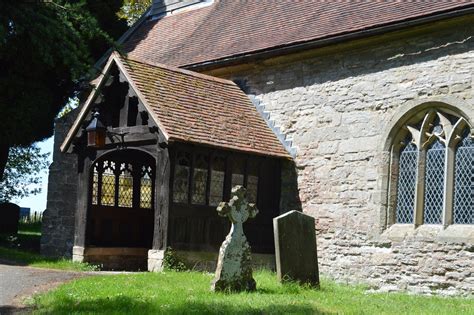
xmin=210 ymin=156 xmax=225 ymax=206
xmin=192 ymin=154 xmax=208 ymax=205
xmin=453 ymin=128 xmax=474 ymax=224
xmin=140 ymin=166 xmax=153 ymax=209
xmin=118 ymin=163 xmax=133 ymax=208
xmin=173 ymin=152 xmax=191 ymax=203
xmin=423 ymin=140 xmax=445 ymax=224
xmin=172 ymin=149 xmax=259 ymax=207
xmin=395 ymin=141 xmax=417 ymax=224
xmin=231 ymin=158 xmax=245 ymax=188
xmin=247 ymin=162 xmax=259 ymax=204
xmin=90 ymin=152 xmax=155 ymax=209
xmin=390 ymin=109 xmax=473 ymax=227
xmin=101 ymin=161 xmax=116 ymax=206
xmin=92 ymin=165 xmax=99 ymax=205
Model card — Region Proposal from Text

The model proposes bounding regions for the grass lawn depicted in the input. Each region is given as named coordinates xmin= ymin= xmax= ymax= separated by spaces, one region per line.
xmin=0 ymin=247 xmax=98 ymax=271
xmin=30 ymin=270 xmax=473 ymax=315
xmin=0 ymin=221 xmax=97 ymax=271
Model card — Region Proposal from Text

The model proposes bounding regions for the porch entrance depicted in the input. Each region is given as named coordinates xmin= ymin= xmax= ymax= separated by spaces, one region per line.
xmin=85 ymin=150 xmax=155 ymax=269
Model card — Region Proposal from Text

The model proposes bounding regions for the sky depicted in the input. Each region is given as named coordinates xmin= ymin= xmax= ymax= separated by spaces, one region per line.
xmin=15 ymin=137 xmax=54 ymax=214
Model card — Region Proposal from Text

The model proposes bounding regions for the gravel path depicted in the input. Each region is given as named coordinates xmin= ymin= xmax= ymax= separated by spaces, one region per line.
xmin=0 ymin=262 xmax=87 ymax=314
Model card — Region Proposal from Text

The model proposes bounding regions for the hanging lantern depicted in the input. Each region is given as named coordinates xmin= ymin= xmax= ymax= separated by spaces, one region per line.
xmin=86 ymin=111 xmax=107 ymax=148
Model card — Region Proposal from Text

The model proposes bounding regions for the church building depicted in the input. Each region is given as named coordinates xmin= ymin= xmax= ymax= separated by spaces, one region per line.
xmin=42 ymin=1 xmax=473 ymax=294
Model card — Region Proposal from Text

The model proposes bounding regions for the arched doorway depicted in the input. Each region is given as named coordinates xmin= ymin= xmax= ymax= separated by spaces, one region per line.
xmin=85 ymin=150 xmax=155 ymax=267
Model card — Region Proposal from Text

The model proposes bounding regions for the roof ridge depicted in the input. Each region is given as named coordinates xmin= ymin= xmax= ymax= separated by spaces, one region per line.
xmin=117 ymin=53 xmax=237 ymax=87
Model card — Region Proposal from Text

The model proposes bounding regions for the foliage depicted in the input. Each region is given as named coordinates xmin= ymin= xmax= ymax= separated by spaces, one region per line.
xmin=0 ymin=247 xmax=99 ymax=271
xmin=119 ymin=0 xmax=151 ymax=25
xmin=0 ymin=0 xmax=127 ymax=179
xmin=30 ymin=270 xmax=473 ymax=314
xmin=0 ymin=145 xmax=49 ymax=203
xmin=163 ymin=247 xmax=187 ymax=271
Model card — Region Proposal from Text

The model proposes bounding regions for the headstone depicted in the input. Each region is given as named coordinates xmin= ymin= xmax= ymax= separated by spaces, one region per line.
xmin=211 ymin=186 xmax=259 ymax=292
xmin=273 ymin=210 xmax=319 ymax=286
xmin=0 ymin=202 xmax=20 ymax=234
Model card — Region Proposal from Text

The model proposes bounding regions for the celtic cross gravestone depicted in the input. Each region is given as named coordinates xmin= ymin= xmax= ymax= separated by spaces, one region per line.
xmin=211 ymin=186 xmax=258 ymax=292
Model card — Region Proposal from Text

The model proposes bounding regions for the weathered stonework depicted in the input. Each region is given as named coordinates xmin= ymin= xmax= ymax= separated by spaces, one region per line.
xmin=41 ymin=110 xmax=79 ymax=257
xmin=212 ymin=186 xmax=258 ymax=292
xmin=217 ymin=17 xmax=474 ymax=295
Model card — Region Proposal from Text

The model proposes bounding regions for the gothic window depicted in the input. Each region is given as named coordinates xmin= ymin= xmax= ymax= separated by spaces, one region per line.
xmin=118 ymin=163 xmax=133 ymax=208
xmin=173 ymin=152 xmax=191 ymax=203
xmin=140 ymin=166 xmax=153 ymax=209
xmin=454 ymin=128 xmax=474 ymax=224
xmin=90 ymin=152 xmax=155 ymax=209
xmin=423 ymin=140 xmax=445 ymax=224
xmin=192 ymin=154 xmax=209 ymax=205
xmin=390 ymin=109 xmax=472 ymax=226
xmin=101 ymin=161 xmax=116 ymax=206
xmin=92 ymin=165 xmax=99 ymax=205
xmin=395 ymin=140 xmax=417 ymax=224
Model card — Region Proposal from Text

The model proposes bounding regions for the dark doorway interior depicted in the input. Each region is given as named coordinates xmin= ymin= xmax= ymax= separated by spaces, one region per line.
xmin=86 ymin=150 xmax=155 ymax=248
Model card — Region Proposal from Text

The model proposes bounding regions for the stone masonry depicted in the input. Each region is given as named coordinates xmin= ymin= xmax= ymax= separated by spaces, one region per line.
xmin=41 ymin=110 xmax=78 ymax=257
xmin=220 ymin=18 xmax=474 ymax=295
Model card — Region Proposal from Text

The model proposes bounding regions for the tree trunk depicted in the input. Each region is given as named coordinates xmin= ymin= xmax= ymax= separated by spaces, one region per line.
xmin=0 ymin=143 xmax=9 ymax=181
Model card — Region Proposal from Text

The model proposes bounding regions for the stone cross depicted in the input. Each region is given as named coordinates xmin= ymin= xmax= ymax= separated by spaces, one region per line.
xmin=211 ymin=185 xmax=259 ymax=292
xmin=273 ymin=210 xmax=319 ymax=286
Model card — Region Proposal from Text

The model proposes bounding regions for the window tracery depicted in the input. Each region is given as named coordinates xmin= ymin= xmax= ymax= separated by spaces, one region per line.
xmin=90 ymin=154 xmax=155 ymax=209
xmin=392 ymin=109 xmax=473 ymax=226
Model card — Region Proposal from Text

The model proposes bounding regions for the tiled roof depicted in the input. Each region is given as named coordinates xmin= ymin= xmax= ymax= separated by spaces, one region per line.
xmin=116 ymin=54 xmax=291 ymax=158
xmin=124 ymin=0 xmax=474 ymax=67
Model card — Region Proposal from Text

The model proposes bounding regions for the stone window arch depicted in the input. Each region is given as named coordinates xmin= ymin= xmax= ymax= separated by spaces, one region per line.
xmin=387 ymin=104 xmax=473 ymax=227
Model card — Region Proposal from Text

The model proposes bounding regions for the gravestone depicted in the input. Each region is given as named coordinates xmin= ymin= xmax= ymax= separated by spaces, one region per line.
xmin=0 ymin=202 xmax=20 ymax=234
xmin=211 ymin=186 xmax=259 ymax=292
xmin=273 ymin=210 xmax=319 ymax=286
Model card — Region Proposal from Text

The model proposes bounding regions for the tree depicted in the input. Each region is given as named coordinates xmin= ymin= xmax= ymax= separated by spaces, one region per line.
xmin=0 ymin=145 xmax=49 ymax=203
xmin=119 ymin=0 xmax=151 ymax=25
xmin=0 ymin=1 xmax=128 ymax=180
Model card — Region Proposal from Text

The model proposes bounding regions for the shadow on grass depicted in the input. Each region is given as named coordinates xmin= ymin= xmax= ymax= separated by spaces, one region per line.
xmin=35 ymin=296 xmax=333 ymax=315
xmin=0 ymin=305 xmax=34 ymax=315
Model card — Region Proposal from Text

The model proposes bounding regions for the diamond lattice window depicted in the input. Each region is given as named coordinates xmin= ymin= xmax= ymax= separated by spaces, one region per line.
xmin=395 ymin=142 xmax=417 ymax=224
xmin=209 ymin=156 xmax=226 ymax=206
xmin=118 ymin=163 xmax=133 ymax=208
xmin=454 ymin=129 xmax=473 ymax=224
xmin=92 ymin=165 xmax=99 ymax=205
xmin=247 ymin=161 xmax=259 ymax=204
xmin=390 ymin=109 xmax=472 ymax=228
xmin=173 ymin=152 xmax=191 ymax=203
xmin=101 ymin=161 xmax=116 ymax=206
xmin=192 ymin=154 xmax=208 ymax=205
xmin=90 ymin=153 xmax=155 ymax=209
xmin=423 ymin=140 xmax=445 ymax=224
xmin=140 ymin=166 xmax=153 ymax=209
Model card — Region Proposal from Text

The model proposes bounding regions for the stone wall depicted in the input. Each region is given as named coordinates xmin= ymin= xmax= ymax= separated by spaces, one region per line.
xmin=41 ymin=110 xmax=78 ymax=257
xmin=220 ymin=18 xmax=474 ymax=295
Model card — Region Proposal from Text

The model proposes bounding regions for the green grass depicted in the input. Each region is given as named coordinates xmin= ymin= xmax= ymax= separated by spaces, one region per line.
xmin=30 ymin=270 xmax=473 ymax=315
xmin=0 ymin=247 xmax=99 ymax=271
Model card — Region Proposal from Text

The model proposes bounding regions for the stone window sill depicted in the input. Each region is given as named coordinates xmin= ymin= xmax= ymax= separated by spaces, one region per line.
xmin=380 ymin=224 xmax=474 ymax=244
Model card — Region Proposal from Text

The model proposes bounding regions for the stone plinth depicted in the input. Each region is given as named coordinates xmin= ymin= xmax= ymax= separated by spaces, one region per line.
xmin=148 ymin=249 xmax=165 ymax=272
xmin=274 ymin=210 xmax=319 ymax=286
